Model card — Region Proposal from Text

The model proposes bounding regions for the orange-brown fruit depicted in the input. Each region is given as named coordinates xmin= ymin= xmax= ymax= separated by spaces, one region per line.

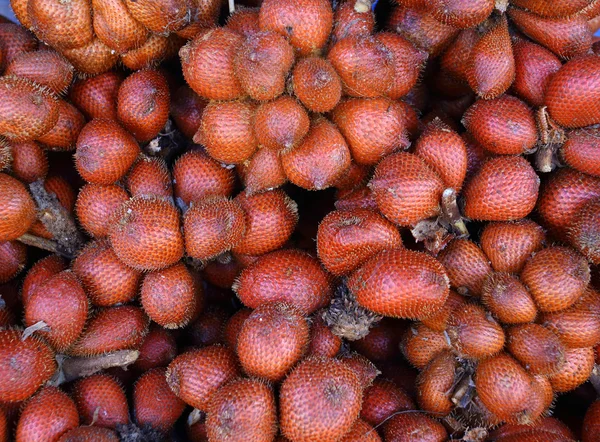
xmin=335 ymin=185 xmax=378 ymax=212
xmin=5 ymin=50 xmax=74 ymax=96
xmin=196 ymin=100 xmax=258 ymax=164
xmin=24 ymin=270 xmax=88 ymax=352
xmin=108 ymin=197 xmax=184 ymax=271
xmin=91 ymin=0 xmax=149 ymax=53
xmin=27 ymin=0 xmax=93 ymax=50
xmin=254 ymin=96 xmax=309 ymax=151
xmin=124 ymin=0 xmax=189 ymax=34
xmin=583 ymin=400 xmax=600 ymax=442
xmin=348 ymin=248 xmax=449 ymax=319
xmin=58 ymin=426 xmax=119 ymax=441
xmin=340 ymin=419 xmax=381 ymax=442
xmin=141 ymin=263 xmax=200 ymax=329
xmin=421 ymin=290 xmax=466 ymax=331
xmin=351 ymin=318 xmax=404 ymax=362
xmin=307 ymin=312 xmax=342 ymax=358
xmin=0 ymin=240 xmax=26 ymax=284
xmin=120 ymin=33 xmax=183 ymax=71
xmin=317 ymin=208 xmax=402 ymax=276
xmin=281 ymin=118 xmax=351 ymax=190
xmin=328 ymin=36 xmax=394 ymax=98
xmin=75 ymin=184 xmax=129 ymax=238
xmin=237 ymin=302 xmax=309 ymax=381
xmin=61 ymin=38 xmax=119 ymax=76
xmin=73 ymin=374 xmax=128 ymax=429
xmin=202 ymin=252 xmax=243 ymax=289
xmin=291 ymin=57 xmax=342 ymax=113
xmin=333 ymin=162 xmax=370 ymax=191
xmin=546 ymin=55 xmax=600 ymax=129
xmin=134 ymin=368 xmax=186 ymax=433
xmin=512 ymin=39 xmax=562 ymax=108
xmin=133 ymin=325 xmax=177 ymax=372
xmin=569 ymin=198 xmax=600 ymax=264
xmin=440 ymin=28 xmax=478 ymax=83
xmin=0 ymin=329 xmax=56 ymax=402
xmin=383 ymin=413 xmax=447 ymax=442
xmin=462 ymin=155 xmax=540 ymax=221
xmin=21 ymin=255 xmax=66 ymax=307
xmin=475 ymin=353 xmax=537 ymax=424
xmin=387 ymin=5 xmax=459 ymax=57
xmin=166 ymin=345 xmax=239 ymax=410
xmin=37 ymin=101 xmax=85 ymax=152
xmin=480 ymin=219 xmax=545 ymax=273
xmin=280 ymin=357 xmax=362 ymax=442
xmin=187 ymin=306 xmax=228 ymax=348
xmin=259 ymin=0 xmax=333 ymax=55
xmin=361 ymin=379 xmax=415 ymax=426
xmin=69 ymin=71 xmax=123 ymax=121
xmin=481 ymin=272 xmax=538 ymax=324
xmin=548 ymin=346 xmax=595 ymax=393
xmin=233 ymin=189 xmax=298 ymax=255
xmin=72 ymin=240 xmax=141 ymax=307
xmin=223 ymin=308 xmax=252 ymax=350
xmin=561 ymin=128 xmax=600 ymax=178
xmin=170 ymin=85 xmax=207 ymax=140
xmin=68 ymin=306 xmax=149 ymax=356
xmin=126 ymin=156 xmax=172 ymax=199
xmin=180 ymin=28 xmax=245 ymax=100
xmin=6 ymin=140 xmax=47 ymax=181
xmin=172 ymin=150 xmax=235 ymax=206
xmin=429 ymin=0 xmax=494 ymax=28
xmin=0 ymin=23 xmax=37 ymax=69
xmin=446 ymin=303 xmax=505 ymax=359
xmin=414 ymin=119 xmax=467 ymax=190
xmin=206 ymin=378 xmax=277 ymax=442
xmin=0 ymin=76 xmax=59 ymax=142
xmin=462 ymin=95 xmax=537 ymax=155
xmin=117 ymin=70 xmax=170 ymax=143
xmin=0 ymin=173 xmax=37 ymax=241
xmin=75 ymin=119 xmax=140 ymax=185
xmin=369 ymin=152 xmax=444 ymax=226
xmin=337 ymin=352 xmax=379 ymax=390
xmin=184 ymin=197 xmax=246 ymax=261
xmin=511 ymin=0 xmax=592 ymax=17
xmin=537 ymin=168 xmax=600 ymax=240
xmin=416 ymin=350 xmax=457 ymax=416
xmin=521 ymin=246 xmax=590 ymax=313
xmin=331 ymin=1 xmax=374 ymax=44
xmin=376 ymin=32 xmax=426 ymax=100
xmin=238 ymin=147 xmax=287 ymax=195
xmin=541 ymin=300 xmax=600 ymax=349
xmin=332 ymin=97 xmax=408 ymax=166
xmin=507 ymin=324 xmax=566 ymax=375
xmin=16 ymin=386 xmax=79 ymax=442
xmin=438 ymin=239 xmax=491 ymax=297
xmin=467 ymin=16 xmax=514 ymax=99
xmin=234 ymin=31 xmax=294 ymax=101
xmin=234 ymin=249 xmax=332 ymax=314
xmin=226 ymin=7 xmax=260 ymax=37
xmin=508 ymin=8 xmax=592 ymax=60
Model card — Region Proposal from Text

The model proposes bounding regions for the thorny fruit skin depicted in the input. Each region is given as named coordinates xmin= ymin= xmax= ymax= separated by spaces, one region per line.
xmin=0 ymin=172 xmax=37 ymax=241
xmin=383 ymin=413 xmax=448 ymax=442
xmin=237 ymin=302 xmax=310 ymax=382
xmin=206 ymin=378 xmax=278 ymax=442
xmin=234 ymin=249 xmax=332 ymax=315
xmin=279 ymin=357 xmax=363 ymax=442
xmin=347 ymin=248 xmax=449 ymax=320
xmin=0 ymin=329 xmax=57 ymax=402
xmin=72 ymin=374 xmax=129 ymax=429
xmin=166 ymin=345 xmax=239 ymax=411
xmin=108 ymin=197 xmax=185 ymax=271
xmin=16 ymin=386 xmax=79 ymax=442
xmin=360 ymin=379 xmax=415 ymax=427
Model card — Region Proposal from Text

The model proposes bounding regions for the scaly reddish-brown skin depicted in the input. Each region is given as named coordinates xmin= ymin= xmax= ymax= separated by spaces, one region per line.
xmin=348 ymin=248 xmax=449 ymax=319
xmin=0 ymin=173 xmax=37 ymax=241
xmin=254 ymin=96 xmax=310 ymax=151
xmin=75 ymin=184 xmax=129 ymax=238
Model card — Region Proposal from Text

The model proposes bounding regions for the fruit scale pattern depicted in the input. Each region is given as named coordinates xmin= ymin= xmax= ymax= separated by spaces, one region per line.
xmin=0 ymin=0 xmax=599 ymax=440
